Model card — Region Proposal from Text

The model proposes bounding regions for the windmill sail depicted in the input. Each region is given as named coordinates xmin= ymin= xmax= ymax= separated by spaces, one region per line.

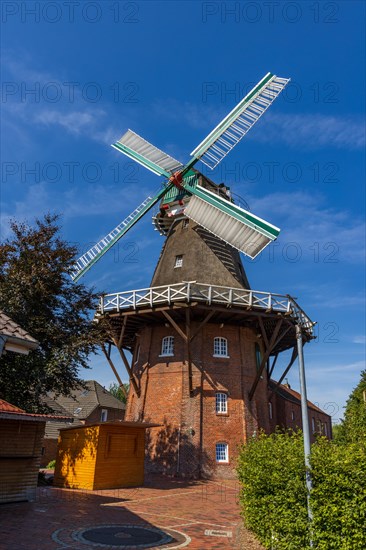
xmin=191 ymin=73 xmax=290 ymax=169
xmin=184 ymin=184 xmax=279 ymax=259
xmin=70 ymin=185 xmax=173 ymax=282
xmin=112 ymin=130 xmax=183 ymax=177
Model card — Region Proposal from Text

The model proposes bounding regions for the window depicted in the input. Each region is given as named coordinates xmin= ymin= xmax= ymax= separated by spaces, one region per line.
xmin=100 ymin=409 xmax=108 ymax=422
xmin=268 ymin=402 xmax=273 ymax=420
xmin=216 ymin=443 xmax=229 ymax=463
xmin=216 ymin=393 xmax=228 ymax=414
xmin=255 ymin=343 xmax=261 ymax=371
xmin=182 ymin=219 xmax=189 ymax=229
xmin=80 ymin=389 xmax=89 ymax=397
xmin=74 ymin=407 xmax=82 ymax=415
xmin=324 ymin=422 xmax=328 ymax=436
xmin=312 ymin=417 xmax=315 ymax=432
xmin=174 ymin=255 xmax=183 ymax=268
xmin=291 ymin=411 xmax=295 ymax=421
xmin=161 ymin=336 xmax=174 ymax=356
xmin=213 ymin=337 xmax=228 ymax=357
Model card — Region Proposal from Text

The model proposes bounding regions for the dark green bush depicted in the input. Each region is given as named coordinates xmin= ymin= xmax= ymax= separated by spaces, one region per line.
xmin=237 ymin=431 xmax=366 ymax=550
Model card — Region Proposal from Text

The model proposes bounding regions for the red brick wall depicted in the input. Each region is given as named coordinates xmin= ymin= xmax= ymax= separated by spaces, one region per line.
xmin=269 ymin=391 xmax=332 ymax=442
xmin=126 ymin=322 xmax=270 ymax=479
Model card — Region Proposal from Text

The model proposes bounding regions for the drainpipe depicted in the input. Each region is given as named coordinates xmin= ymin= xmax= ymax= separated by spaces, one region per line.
xmin=176 ymin=426 xmax=181 ymax=474
xmin=296 ymin=324 xmax=313 ymax=545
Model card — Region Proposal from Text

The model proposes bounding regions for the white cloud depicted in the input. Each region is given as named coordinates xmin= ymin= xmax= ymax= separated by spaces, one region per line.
xmin=255 ymin=113 xmax=365 ymax=151
xmin=352 ymin=335 xmax=366 ymax=345
xmin=249 ymin=190 xmax=365 ymax=264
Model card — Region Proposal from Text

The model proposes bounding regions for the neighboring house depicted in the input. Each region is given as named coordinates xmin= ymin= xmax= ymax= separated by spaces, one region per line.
xmin=268 ymin=380 xmax=332 ymax=442
xmin=0 ymin=309 xmax=39 ymax=357
xmin=41 ymin=380 xmax=126 ymax=467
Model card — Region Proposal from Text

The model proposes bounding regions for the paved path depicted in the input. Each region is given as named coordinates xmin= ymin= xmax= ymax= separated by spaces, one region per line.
xmin=0 ymin=476 xmax=264 ymax=549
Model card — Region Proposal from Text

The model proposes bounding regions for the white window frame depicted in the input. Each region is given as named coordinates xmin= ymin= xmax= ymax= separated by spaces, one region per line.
xmin=100 ymin=409 xmax=108 ymax=422
xmin=216 ymin=442 xmax=229 ymax=463
xmin=215 ymin=393 xmax=228 ymax=414
xmin=74 ymin=407 xmax=82 ymax=415
xmin=174 ymin=255 xmax=183 ymax=268
xmin=160 ymin=335 xmax=174 ymax=357
xmin=213 ymin=337 xmax=229 ymax=358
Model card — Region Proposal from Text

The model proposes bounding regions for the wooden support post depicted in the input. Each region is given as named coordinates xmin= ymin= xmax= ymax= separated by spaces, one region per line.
xmin=117 ymin=345 xmax=141 ymax=397
xmin=162 ymin=311 xmax=188 ymax=342
xmin=269 ymin=345 xmax=298 ymax=398
xmin=118 ymin=316 xmax=128 ymax=348
xmin=185 ymin=309 xmax=193 ymax=395
xmin=100 ymin=343 xmax=128 ymax=400
xmin=249 ymin=319 xmax=283 ymax=401
xmin=268 ymin=353 xmax=279 ymax=378
xmin=190 ymin=311 xmax=215 ymax=342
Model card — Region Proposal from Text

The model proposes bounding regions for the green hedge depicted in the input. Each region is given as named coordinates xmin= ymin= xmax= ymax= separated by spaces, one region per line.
xmin=237 ymin=431 xmax=366 ymax=550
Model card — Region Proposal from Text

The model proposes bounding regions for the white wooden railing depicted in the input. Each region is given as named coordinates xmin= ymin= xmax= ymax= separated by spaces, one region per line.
xmin=98 ymin=282 xmax=314 ymax=333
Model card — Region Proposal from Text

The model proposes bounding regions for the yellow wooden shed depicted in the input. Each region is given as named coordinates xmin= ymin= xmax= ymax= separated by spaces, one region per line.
xmin=54 ymin=421 xmax=157 ymax=490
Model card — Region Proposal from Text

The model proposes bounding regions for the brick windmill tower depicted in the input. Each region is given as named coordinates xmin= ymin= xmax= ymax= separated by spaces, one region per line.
xmin=71 ymin=73 xmax=314 ymax=478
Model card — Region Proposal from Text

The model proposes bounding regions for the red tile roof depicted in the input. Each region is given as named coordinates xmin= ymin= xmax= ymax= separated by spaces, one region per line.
xmin=269 ymin=380 xmax=327 ymax=415
xmin=0 ymin=398 xmax=72 ymax=422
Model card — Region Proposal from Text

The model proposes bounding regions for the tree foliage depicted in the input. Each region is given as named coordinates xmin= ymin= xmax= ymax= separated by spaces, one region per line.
xmin=0 ymin=214 xmax=103 ymax=411
xmin=334 ymin=370 xmax=366 ymax=444
xmin=109 ymin=382 xmax=130 ymax=404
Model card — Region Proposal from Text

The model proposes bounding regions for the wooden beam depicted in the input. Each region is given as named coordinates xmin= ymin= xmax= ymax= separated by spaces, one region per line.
xmin=249 ymin=319 xmax=283 ymax=401
xmin=117 ymin=316 xmax=128 ymax=348
xmin=190 ymin=311 xmax=215 ymax=342
xmin=269 ymin=346 xmax=298 ymax=398
xmin=185 ymin=309 xmax=193 ymax=395
xmin=117 ymin=345 xmax=141 ymax=397
xmin=162 ymin=310 xmax=188 ymax=342
xmin=258 ymin=316 xmax=269 ymax=348
xmin=268 ymin=353 xmax=279 ymax=378
xmin=100 ymin=343 xmax=128 ymax=400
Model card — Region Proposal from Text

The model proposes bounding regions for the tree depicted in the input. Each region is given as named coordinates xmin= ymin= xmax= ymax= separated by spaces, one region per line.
xmin=0 ymin=214 xmax=103 ymax=411
xmin=334 ymin=370 xmax=366 ymax=444
xmin=109 ymin=382 xmax=130 ymax=404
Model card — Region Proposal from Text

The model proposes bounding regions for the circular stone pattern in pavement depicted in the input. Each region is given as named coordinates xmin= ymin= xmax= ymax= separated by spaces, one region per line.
xmin=73 ymin=524 xmax=189 ymax=548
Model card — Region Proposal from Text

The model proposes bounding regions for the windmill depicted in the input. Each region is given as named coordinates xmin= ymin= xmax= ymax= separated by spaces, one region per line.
xmin=70 ymin=72 xmax=290 ymax=282
xmin=68 ymin=72 xmax=316 ymax=480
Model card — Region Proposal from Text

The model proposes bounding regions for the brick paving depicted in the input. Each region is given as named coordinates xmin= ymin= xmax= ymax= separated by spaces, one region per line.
xmin=0 ymin=475 xmax=264 ymax=549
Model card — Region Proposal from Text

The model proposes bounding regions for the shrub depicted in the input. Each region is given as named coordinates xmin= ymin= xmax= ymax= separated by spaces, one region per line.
xmin=46 ymin=459 xmax=56 ymax=469
xmin=310 ymin=438 xmax=366 ymax=549
xmin=237 ymin=430 xmax=310 ymax=549
xmin=237 ymin=431 xmax=366 ymax=549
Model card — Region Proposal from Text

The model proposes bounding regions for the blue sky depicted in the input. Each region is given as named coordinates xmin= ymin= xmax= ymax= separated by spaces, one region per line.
xmin=1 ymin=1 xmax=365 ymax=423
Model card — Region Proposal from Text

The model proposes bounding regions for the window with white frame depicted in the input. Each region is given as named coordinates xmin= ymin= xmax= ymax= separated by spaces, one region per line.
xmin=161 ymin=336 xmax=174 ymax=356
xmin=216 ymin=442 xmax=229 ymax=463
xmin=174 ymin=255 xmax=183 ymax=268
xmin=213 ymin=337 xmax=228 ymax=357
xmin=216 ymin=393 xmax=228 ymax=414
xmin=100 ymin=409 xmax=108 ymax=422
